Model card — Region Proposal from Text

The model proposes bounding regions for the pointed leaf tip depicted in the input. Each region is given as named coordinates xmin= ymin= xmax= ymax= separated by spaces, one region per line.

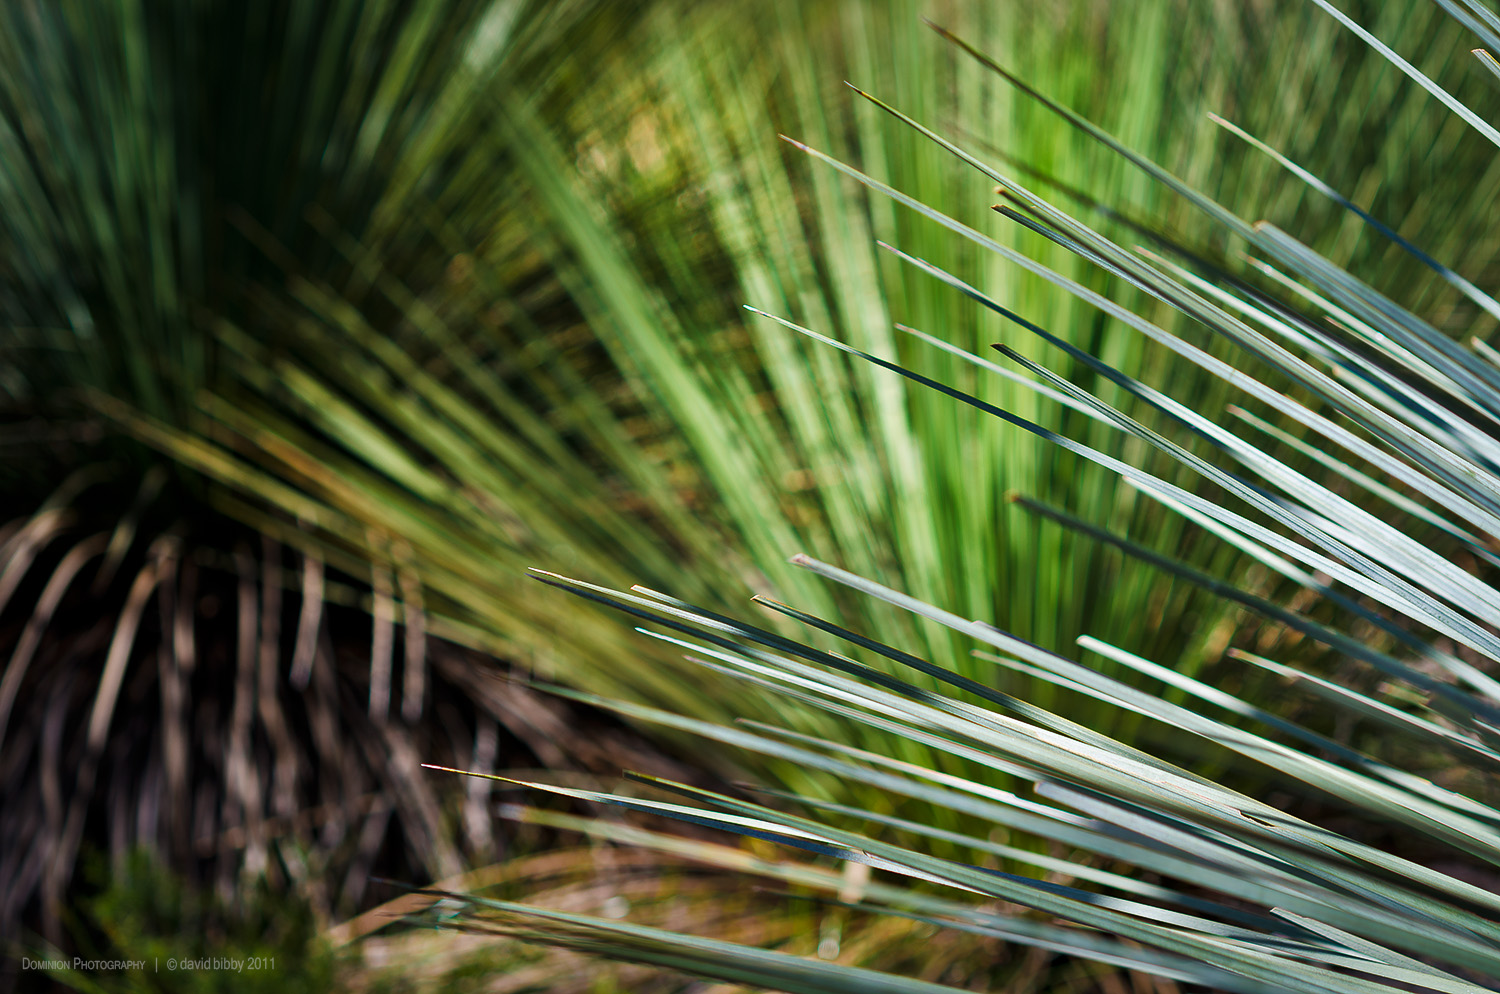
xmin=422 ymin=763 xmax=525 ymax=785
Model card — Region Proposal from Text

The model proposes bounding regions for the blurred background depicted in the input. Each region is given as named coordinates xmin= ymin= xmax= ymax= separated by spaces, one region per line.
xmin=2 ymin=0 xmax=1497 ymax=989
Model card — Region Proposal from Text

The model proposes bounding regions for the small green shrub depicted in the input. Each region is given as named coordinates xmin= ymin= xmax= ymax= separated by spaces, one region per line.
xmin=30 ymin=849 xmax=337 ymax=994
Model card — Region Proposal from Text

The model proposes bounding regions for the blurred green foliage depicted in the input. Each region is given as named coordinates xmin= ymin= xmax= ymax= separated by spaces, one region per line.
xmin=39 ymin=849 xmax=337 ymax=994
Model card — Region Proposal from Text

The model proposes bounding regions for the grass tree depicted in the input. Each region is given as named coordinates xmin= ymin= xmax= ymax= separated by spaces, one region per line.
xmin=5 ymin=0 xmax=1500 ymax=990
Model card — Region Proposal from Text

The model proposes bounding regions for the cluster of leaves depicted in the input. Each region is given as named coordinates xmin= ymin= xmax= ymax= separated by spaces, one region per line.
xmin=6 ymin=0 xmax=1500 ymax=989
xmin=422 ymin=5 xmax=1500 ymax=993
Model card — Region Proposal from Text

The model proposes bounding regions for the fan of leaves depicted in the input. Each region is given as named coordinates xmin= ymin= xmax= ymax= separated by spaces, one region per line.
xmin=424 ymin=7 xmax=1500 ymax=993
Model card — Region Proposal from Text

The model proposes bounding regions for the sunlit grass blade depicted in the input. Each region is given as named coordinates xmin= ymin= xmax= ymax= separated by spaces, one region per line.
xmin=1303 ymin=0 xmax=1500 ymax=148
